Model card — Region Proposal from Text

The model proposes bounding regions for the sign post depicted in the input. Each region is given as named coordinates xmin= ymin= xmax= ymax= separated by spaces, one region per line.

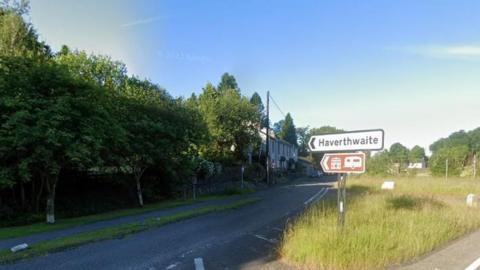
xmin=309 ymin=129 xmax=384 ymax=230
xmin=337 ymin=173 xmax=347 ymax=228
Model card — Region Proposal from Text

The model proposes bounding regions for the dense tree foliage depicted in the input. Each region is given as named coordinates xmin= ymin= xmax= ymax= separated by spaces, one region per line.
xmin=389 ymin=143 xmax=409 ymax=164
xmin=429 ymin=146 xmax=469 ymax=177
xmin=273 ymin=120 xmax=284 ymax=136
xmin=249 ymin=92 xmax=268 ymax=128
xmin=278 ymin=113 xmax=297 ymax=146
xmin=0 ymin=56 xmax=114 ymax=222
xmin=296 ymin=126 xmax=310 ymax=157
xmin=0 ymin=1 xmax=50 ymax=58
xmin=0 ymin=4 xmax=254 ymax=225
xmin=367 ymin=128 xmax=479 ymax=177
xmin=366 ymin=150 xmax=391 ymax=176
xmin=193 ymin=78 xmax=260 ymax=163
xmin=429 ymin=128 xmax=480 ymax=177
xmin=217 ymin=73 xmax=239 ymax=95
xmin=409 ymin=145 xmax=426 ymax=162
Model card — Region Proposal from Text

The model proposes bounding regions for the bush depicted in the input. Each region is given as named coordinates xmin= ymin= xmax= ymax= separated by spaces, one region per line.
xmin=366 ymin=151 xmax=392 ymax=176
xmin=429 ymin=146 xmax=468 ymax=176
xmin=244 ymin=163 xmax=266 ymax=182
xmin=194 ymin=157 xmax=215 ymax=180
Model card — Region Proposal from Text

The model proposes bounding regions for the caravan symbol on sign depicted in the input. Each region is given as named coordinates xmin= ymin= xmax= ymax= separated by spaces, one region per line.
xmin=321 ymin=153 xmax=366 ymax=174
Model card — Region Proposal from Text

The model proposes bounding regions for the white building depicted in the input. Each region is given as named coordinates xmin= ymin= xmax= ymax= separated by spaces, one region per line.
xmin=259 ymin=128 xmax=298 ymax=170
xmin=408 ymin=159 xmax=427 ymax=169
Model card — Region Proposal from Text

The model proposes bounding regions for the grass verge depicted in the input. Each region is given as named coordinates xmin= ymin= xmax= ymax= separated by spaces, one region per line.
xmin=280 ymin=177 xmax=480 ymax=270
xmin=0 ymin=197 xmax=260 ymax=264
xmin=0 ymin=193 xmax=250 ymax=240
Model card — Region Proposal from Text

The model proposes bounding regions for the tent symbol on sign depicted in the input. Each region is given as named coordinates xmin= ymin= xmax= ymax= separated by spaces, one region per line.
xmin=331 ymin=157 xmax=342 ymax=169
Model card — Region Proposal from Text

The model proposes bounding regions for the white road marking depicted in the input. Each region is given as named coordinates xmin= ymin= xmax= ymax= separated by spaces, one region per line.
xmin=194 ymin=257 xmax=205 ymax=270
xmin=272 ymin=227 xmax=283 ymax=232
xmin=293 ymin=183 xmax=326 ymax=187
xmin=317 ymin=188 xmax=329 ymax=201
xmin=165 ymin=262 xmax=179 ymax=269
xmin=465 ymin=257 xmax=480 ymax=270
xmin=254 ymin=234 xmax=277 ymax=244
xmin=304 ymin=188 xmax=329 ymax=205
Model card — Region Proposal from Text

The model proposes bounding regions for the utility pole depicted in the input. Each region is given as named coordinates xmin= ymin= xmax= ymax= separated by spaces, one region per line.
xmin=474 ymin=153 xmax=477 ymax=179
xmin=445 ymin=159 xmax=449 ymax=181
xmin=266 ymin=91 xmax=270 ymax=185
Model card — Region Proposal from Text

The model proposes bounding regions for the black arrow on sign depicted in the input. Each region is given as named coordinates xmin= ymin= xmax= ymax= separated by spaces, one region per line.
xmin=309 ymin=137 xmax=316 ymax=150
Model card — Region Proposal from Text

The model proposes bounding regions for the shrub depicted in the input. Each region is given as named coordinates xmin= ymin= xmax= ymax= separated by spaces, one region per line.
xmin=429 ymin=146 xmax=468 ymax=176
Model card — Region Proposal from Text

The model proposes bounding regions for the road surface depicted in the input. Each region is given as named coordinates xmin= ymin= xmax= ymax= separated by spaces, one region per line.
xmin=1 ymin=176 xmax=334 ymax=270
xmin=395 ymin=229 xmax=480 ymax=270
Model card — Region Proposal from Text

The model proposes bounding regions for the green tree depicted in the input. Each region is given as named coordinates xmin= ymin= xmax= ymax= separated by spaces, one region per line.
xmin=296 ymin=126 xmax=310 ymax=157
xmin=389 ymin=143 xmax=409 ymax=174
xmin=197 ymin=77 xmax=259 ymax=163
xmin=429 ymin=146 xmax=469 ymax=176
xmin=366 ymin=150 xmax=391 ymax=176
xmin=468 ymin=128 xmax=480 ymax=155
xmin=278 ymin=113 xmax=297 ymax=146
xmin=409 ymin=145 xmax=426 ymax=162
xmin=120 ymin=77 xmax=207 ymax=206
xmin=389 ymin=143 xmax=409 ymax=164
xmin=55 ymin=49 xmax=128 ymax=92
xmin=0 ymin=57 xmax=113 ymax=223
xmin=0 ymin=1 xmax=50 ymax=57
xmin=308 ymin=126 xmax=344 ymax=136
xmin=273 ymin=120 xmax=285 ymax=136
xmin=249 ymin=92 xmax=267 ymax=128
xmin=430 ymin=130 xmax=470 ymax=153
xmin=217 ymin=72 xmax=239 ymax=95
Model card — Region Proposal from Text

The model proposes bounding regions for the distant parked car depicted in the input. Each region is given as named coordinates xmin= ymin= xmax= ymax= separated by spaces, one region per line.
xmin=309 ymin=170 xmax=322 ymax=178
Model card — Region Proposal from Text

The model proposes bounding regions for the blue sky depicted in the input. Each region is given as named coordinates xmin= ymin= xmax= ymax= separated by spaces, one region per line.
xmin=30 ymin=0 xmax=480 ymax=154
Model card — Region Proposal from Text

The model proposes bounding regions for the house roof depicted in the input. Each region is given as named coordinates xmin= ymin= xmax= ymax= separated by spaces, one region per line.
xmin=259 ymin=128 xmax=298 ymax=148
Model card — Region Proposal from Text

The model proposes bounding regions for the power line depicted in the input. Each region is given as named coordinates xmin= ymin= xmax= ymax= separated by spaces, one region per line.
xmin=268 ymin=93 xmax=286 ymax=119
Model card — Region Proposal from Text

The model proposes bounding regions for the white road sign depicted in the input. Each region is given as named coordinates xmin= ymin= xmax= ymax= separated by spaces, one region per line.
xmin=309 ymin=129 xmax=384 ymax=152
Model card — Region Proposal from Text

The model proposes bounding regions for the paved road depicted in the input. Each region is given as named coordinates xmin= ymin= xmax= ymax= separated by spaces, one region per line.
xmin=0 ymin=194 xmax=257 ymax=251
xmin=395 ymin=229 xmax=480 ymax=270
xmin=1 ymin=176 xmax=335 ymax=270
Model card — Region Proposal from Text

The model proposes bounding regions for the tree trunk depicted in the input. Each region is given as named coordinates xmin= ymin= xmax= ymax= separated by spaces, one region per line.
xmin=11 ymin=186 xmax=17 ymax=204
xmin=45 ymin=175 xmax=58 ymax=224
xmin=134 ymin=168 xmax=146 ymax=207
xmin=31 ymin=179 xmax=35 ymax=210
xmin=20 ymin=182 xmax=26 ymax=209
xmin=35 ymin=175 xmax=45 ymax=213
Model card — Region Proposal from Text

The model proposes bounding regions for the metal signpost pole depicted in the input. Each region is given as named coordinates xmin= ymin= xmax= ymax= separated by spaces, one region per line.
xmin=309 ymin=129 xmax=385 ymax=231
xmin=337 ymin=173 xmax=347 ymax=229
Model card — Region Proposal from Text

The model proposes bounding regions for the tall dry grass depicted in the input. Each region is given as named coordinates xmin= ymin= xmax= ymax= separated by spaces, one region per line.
xmin=280 ymin=176 xmax=480 ymax=269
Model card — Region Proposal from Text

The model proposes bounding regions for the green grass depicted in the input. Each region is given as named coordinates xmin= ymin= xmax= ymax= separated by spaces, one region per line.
xmin=280 ymin=176 xmax=480 ymax=270
xmin=0 ymin=194 xmax=241 ymax=240
xmin=0 ymin=197 xmax=260 ymax=264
